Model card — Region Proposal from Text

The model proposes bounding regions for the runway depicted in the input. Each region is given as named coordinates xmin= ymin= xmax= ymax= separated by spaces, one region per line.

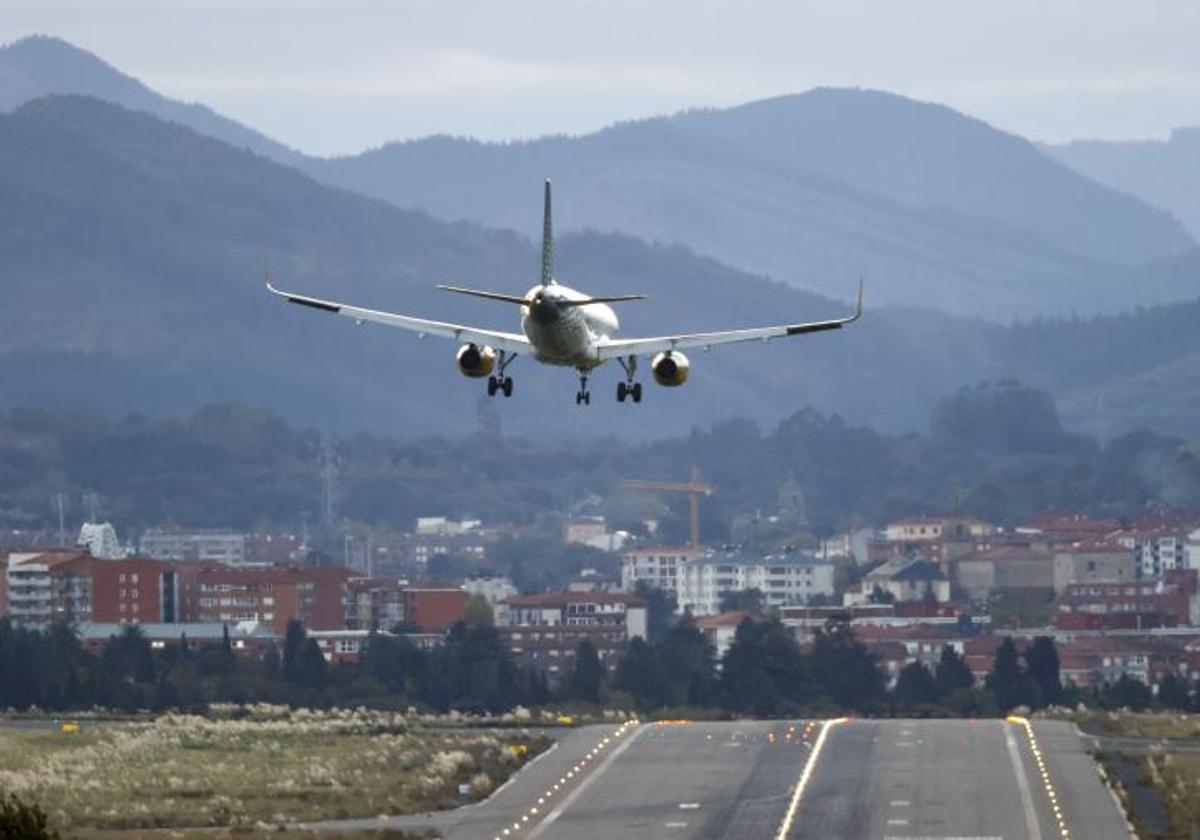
xmin=313 ymin=718 xmax=1131 ymax=839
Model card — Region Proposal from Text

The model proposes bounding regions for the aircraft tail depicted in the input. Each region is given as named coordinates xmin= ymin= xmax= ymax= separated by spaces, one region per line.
xmin=541 ymin=179 xmax=555 ymax=286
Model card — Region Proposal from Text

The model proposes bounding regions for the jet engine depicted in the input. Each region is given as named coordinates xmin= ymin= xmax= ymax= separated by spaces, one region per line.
xmin=456 ymin=343 xmax=496 ymax=378
xmin=651 ymin=350 xmax=690 ymax=386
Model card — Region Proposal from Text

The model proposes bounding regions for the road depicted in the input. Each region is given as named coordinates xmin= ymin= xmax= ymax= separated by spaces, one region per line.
xmin=308 ymin=718 xmax=1131 ymax=839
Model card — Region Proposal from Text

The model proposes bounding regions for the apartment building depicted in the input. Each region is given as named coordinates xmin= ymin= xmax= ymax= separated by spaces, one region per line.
xmin=498 ymin=592 xmax=646 ymax=682
xmin=140 ymin=529 xmax=247 ymax=566
xmin=677 ymin=552 xmax=835 ymax=616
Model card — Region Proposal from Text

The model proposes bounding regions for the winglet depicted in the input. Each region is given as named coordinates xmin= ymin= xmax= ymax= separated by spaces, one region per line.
xmin=852 ymin=278 xmax=864 ymax=321
xmin=541 ymin=179 xmax=554 ymax=286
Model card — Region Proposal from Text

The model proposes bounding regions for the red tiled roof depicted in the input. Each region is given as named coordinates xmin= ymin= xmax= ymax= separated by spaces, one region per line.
xmin=970 ymin=546 xmax=1053 ymax=561
xmin=1054 ymin=541 xmax=1131 ymax=555
xmin=694 ymin=611 xmax=759 ymax=629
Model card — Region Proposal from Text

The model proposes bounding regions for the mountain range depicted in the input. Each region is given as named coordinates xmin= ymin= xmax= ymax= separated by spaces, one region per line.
xmin=1045 ymin=127 xmax=1200 ymax=241
xmin=3 ymin=35 xmax=1197 ymax=320
xmin=304 ymin=91 xmax=1195 ymax=317
xmin=0 ymin=36 xmax=1198 ymax=440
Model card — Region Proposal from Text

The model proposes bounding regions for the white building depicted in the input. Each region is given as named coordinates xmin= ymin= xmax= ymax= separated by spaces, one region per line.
xmin=564 ymin=518 xmax=629 ymax=552
xmin=677 ymin=552 xmax=836 ymax=616
xmin=621 ymin=546 xmax=705 ymax=594
xmin=139 ymin=529 xmax=246 ymax=566
xmin=78 ymin=522 xmax=123 ymax=559
xmin=1188 ymin=529 xmax=1200 ymax=572
xmin=4 ymin=551 xmax=92 ymax=629
xmin=1116 ymin=528 xmax=1191 ymax=579
xmin=415 ymin=517 xmax=481 ymax=536
xmin=462 ymin=574 xmax=518 ymax=604
xmin=843 ymin=556 xmax=951 ymax=606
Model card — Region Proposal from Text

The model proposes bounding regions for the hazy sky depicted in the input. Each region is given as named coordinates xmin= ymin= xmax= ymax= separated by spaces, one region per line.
xmin=4 ymin=1 xmax=1200 ymax=156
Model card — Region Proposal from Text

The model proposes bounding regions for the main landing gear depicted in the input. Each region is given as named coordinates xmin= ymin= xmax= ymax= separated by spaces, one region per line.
xmin=616 ymin=356 xmax=642 ymax=403
xmin=486 ymin=351 xmax=516 ymax=398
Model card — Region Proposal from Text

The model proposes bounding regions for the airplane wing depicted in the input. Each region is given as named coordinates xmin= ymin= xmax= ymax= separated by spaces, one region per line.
xmin=593 ymin=281 xmax=863 ymax=360
xmin=266 ymin=281 xmax=533 ymax=355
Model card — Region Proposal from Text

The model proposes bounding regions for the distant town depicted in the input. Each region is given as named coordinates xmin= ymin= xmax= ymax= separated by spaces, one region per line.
xmin=5 ymin=479 xmax=1200 ymax=702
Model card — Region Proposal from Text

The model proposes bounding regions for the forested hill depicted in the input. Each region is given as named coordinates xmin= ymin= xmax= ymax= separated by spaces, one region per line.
xmin=1 ymin=95 xmax=1200 ymax=440
xmin=1 ymin=385 xmax=1197 ymax=545
xmin=305 ymin=89 xmax=1195 ymax=317
xmin=0 ymin=34 xmax=299 ymax=164
xmin=2 ymin=36 xmax=1195 ymax=320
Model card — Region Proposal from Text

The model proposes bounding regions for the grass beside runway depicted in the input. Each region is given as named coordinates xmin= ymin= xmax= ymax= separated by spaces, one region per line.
xmin=0 ymin=708 xmax=548 ymax=837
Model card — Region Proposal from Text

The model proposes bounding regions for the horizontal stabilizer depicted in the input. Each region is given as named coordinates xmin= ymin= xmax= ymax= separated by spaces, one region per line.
xmin=559 ymin=294 xmax=647 ymax=307
xmin=436 ymin=285 xmax=529 ymax=305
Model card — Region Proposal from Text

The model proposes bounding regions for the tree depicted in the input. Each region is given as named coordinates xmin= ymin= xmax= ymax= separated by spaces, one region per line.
xmin=1157 ymin=673 xmax=1190 ymax=711
xmin=1025 ymin=636 xmax=1062 ymax=708
xmin=719 ymin=588 xmax=766 ymax=615
xmin=809 ymin=620 xmax=885 ymax=711
xmin=934 ymin=645 xmax=974 ymax=699
xmin=0 ymin=792 xmax=60 ymax=840
xmin=719 ymin=618 xmax=807 ymax=716
xmin=281 ymin=620 xmax=306 ymax=684
xmin=614 ymin=637 xmax=659 ymax=709
xmin=1107 ymin=674 xmax=1152 ymax=711
xmin=568 ymin=639 xmax=604 ymax=704
xmin=298 ymin=639 xmax=327 ymax=688
xmin=465 ymin=594 xmax=495 ymax=628
xmin=986 ymin=638 xmax=1034 ymax=712
xmin=894 ymin=662 xmax=938 ymax=710
xmin=634 ymin=581 xmax=677 ymax=642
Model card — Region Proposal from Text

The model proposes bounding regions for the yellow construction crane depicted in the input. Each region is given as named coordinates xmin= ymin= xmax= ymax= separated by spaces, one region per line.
xmin=622 ymin=465 xmax=716 ymax=550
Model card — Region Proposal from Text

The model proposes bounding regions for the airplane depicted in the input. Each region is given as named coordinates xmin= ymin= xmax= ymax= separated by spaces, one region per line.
xmin=267 ymin=180 xmax=863 ymax=405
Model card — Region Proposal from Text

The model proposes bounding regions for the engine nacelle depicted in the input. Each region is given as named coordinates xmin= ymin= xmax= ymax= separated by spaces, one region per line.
xmin=456 ymin=343 xmax=496 ymax=378
xmin=651 ymin=350 xmax=690 ymax=387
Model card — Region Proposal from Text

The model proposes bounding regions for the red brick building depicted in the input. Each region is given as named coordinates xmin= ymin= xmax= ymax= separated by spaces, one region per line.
xmin=402 ymin=587 xmax=467 ymax=632
xmin=179 ymin=565 xmax=352 ymax=634
xmin=91 ymin=557 xmax=180 ymax=623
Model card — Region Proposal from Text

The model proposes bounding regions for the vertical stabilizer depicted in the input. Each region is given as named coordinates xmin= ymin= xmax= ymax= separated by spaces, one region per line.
xmin=541 ymin=179 xmax=555 ymax=285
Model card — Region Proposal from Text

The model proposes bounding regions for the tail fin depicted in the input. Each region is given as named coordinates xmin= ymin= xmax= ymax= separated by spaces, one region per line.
xmin=541 ymin=179 xmax=555 ymax=285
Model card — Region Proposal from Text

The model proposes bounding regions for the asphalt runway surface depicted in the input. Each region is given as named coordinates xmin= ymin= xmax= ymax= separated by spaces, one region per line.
xmin=310 ymin=718 xmax=1132 ymax=839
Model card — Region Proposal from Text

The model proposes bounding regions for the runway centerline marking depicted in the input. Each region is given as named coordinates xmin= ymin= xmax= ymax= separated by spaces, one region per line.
xmin=679 ymin=802 xmax=701 ymax=810
xmin=774 ymin=718 xmax=845 ymax=839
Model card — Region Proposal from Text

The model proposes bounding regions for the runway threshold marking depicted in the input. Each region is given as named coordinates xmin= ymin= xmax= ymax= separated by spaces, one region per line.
xmin=774 ymin=718 xmax=845 ymax=839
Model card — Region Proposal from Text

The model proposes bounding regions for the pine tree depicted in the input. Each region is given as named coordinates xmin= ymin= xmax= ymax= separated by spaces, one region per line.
xmin=1025 ymin=636 xmax=1062 ymax=708
xmin=569 ymin=639 xmax=604 ymax=704
xmin=894 ymin=662 xmax=938 ymax=709
xmin=934 ymin=645 xmax=974 ymax=699
xmin=985 ymin=638 xmax=1033 ymax=712
xmin=281 ymin=619 xmax=306 ymax=684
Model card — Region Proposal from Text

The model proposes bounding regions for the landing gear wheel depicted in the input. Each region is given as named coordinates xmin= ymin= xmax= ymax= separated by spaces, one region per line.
xmin=575 ymin=369 xmax=592 ymax=406
xmin=631 ymin=382 xmax=642 ymax=403
xmin=487 ymin=376 xmax=498 ymax=397
xmin=502 ymin=377 xmax=514 ymax=397
xmin=617 ymin=382 xmax=628 ymax=402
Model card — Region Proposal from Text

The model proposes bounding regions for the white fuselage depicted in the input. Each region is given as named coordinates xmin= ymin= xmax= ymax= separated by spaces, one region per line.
xmin=520 ymin=283 xmax=618 ymax=368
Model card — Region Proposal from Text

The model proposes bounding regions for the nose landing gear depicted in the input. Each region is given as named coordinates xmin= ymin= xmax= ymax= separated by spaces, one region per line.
xmin=575 ymin=369 xmax=591 ymax=405
xmin=616 ymin=356 xmax=642 ymax=403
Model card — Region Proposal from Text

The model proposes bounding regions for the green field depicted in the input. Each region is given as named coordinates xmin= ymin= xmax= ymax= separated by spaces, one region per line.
xmin=0 ymin=707 xmax=548 ymax=837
